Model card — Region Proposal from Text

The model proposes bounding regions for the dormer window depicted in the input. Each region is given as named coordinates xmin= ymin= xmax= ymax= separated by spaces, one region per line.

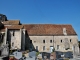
xmin=63 ymin=28 xmax=67 ymax=35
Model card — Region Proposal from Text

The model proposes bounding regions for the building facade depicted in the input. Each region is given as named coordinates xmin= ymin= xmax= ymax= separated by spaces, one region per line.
xmin=0 ymin=14 xmax=25 ymax=51
xmin=0 ymin=14 xmax=79 ymax=54
xmin=24 ymin=24 xmax=79 ymax=53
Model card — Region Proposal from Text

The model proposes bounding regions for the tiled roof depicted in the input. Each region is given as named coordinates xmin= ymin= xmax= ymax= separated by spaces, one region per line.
xmin=2 ymin=20 xmax=20 ymax=25
xmin=0 ymin=24 xmax=77 ymax=35
xmin=0 ymin=25 xmax=23 ymax=32
xmin=23 ymin=24 xmax=77 ymax=35
xmin=4 ymin=25 xmax=23 ymax=29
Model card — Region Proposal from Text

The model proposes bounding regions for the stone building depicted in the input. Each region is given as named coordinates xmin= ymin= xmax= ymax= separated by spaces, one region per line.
xmin=0 ymin=14 xmax=79 ymax=54
xmin=24 ymin=24 xmax=79 ymax=53
xmin=0 ymin=14 xmax=25 ymax=51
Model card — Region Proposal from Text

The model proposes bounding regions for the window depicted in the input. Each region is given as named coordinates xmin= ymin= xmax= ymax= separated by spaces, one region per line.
xmin=43 ymin=46 xmax=45 ymax=50
xmin=70 ymin=39 xmax=71 ymax=42
xmin=12 ymin=42 xmax=14 ymax=47
xmin=61 ymin=40 xmax=62 ymax=43
xmin=36 ymin=46 xmax=38 ymax=50
xmin=50 ymin=40 xmax=52 ymax=43
xmin=57 ymin=45 xmax=59 ymax=50
xmin=43 ymin=40 xmax=45 ymax=43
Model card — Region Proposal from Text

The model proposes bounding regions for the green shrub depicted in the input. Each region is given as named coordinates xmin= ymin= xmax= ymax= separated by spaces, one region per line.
xmin=64 ymin=58 xmax=69 ymax=60
xmin=36 ymin=52 xmax=40 ymax=56
xmin=10 ymin=50 xmax=12 ymax=54
xmin=52 ymin=48 xmax=55 ymax=52
xmin=26 ymin=50 xmax=29 ymax=53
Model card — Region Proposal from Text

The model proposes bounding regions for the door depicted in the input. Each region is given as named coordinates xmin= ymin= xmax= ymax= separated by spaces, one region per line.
xmin=50 ymin=46 xmax=53 ymax=52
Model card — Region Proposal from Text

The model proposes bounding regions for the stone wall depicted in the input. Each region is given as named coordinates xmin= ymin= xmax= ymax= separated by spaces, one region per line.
xmin=29 ymin=36 xmax=53 ymax=52
xmin=54 ymin=35 xmax=78 ymax=52
xmin=29 ymin=35 xmax=79 ymax=52
xmin=7 ymin=29 xmax=26 ymax=50
xmin=8 ymin=30 xmax=21 ymax=50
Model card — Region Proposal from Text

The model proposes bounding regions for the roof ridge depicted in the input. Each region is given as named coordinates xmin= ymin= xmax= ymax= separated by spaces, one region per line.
xmin=8 ymin=20 xmax=20 ymax=21
xmin=23 ymin=24 xmax=71 ymax=25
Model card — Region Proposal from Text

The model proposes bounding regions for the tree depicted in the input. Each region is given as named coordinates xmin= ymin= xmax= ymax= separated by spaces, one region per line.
xmin=79 ymin=41 xmax=80 ymax=48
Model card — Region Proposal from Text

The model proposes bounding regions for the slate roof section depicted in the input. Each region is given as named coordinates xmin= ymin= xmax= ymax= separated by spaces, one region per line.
xmin=2 ymin=20 xmax=20 ymax=25
xmin=23 ymin=24 xmax=77 ymax=36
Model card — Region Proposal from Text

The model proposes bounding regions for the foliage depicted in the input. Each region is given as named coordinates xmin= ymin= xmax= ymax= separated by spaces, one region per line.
xmin=65 ymin=48 xmax=70 ymax=50
xmin=22 ymin=54 xmax=25 ymax=57
xmin=64 ymin=58 xmax=69 ymax=60
xmin=26 ymin=50 xmax=29 ymax=53
xmin=10 ymin=50 xmax=13 ymax=54
xmin=9 ymin=56 xmax=14 ymax=60
xmin=36 ymin=52 xmax=40 ymax=56
xmin=0 ymin=33 xmax=5 ymax=46
xmin=79 ymin=41 xmax=80 ymax=48
xmin=52 ymin=48 xmax=55 ymax=52
xmin=2 ymin=33 xmax=5 ymax=36
xmin=0 ymin=42 xmax=2 ymax=46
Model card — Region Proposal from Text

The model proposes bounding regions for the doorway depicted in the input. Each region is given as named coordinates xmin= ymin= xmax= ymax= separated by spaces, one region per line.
xmin=50 ymin=46 xmax=53 ymax=52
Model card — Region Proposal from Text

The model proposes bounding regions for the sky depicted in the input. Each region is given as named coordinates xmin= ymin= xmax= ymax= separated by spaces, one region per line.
xmin=0 ymin=0 xmax=80 ymax=40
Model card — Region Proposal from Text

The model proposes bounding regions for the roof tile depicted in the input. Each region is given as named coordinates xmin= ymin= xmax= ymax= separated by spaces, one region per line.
xmin=23 ymin=24 xmax=77 ymax=35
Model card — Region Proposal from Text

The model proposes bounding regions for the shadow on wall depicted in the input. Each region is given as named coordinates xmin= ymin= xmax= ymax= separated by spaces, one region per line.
xmin=7 ymin=30 xmax=11 ymax=53
xmin=25 ymin=31 xmax=38 ymax=52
